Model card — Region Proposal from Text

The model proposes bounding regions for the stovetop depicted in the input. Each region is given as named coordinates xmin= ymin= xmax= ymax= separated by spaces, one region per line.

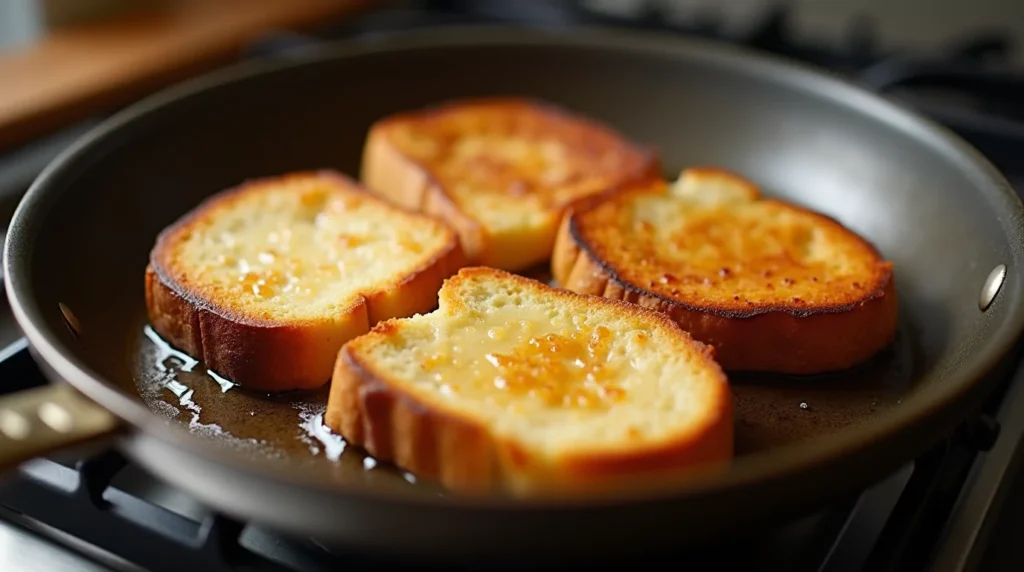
xmin=2 ymin=1 xmax=1024 ymax=571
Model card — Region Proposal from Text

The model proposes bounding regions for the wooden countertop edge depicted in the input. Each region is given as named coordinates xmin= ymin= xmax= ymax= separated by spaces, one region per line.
xmin=0 ymin=0 xmax=372 ymax=152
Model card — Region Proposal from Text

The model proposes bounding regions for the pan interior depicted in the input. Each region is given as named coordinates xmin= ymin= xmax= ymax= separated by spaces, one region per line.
xmin=16 ymin=35 xmax=1020 ymax=499
xmin=129 ymin=264 xmax=915 ymax=495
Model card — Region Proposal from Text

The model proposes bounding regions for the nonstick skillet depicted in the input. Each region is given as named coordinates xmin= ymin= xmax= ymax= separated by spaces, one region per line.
xmin=2 ymin=25 xmax=1024 ymax=562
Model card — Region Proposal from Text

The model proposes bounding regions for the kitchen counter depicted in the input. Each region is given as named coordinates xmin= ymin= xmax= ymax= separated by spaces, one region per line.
xmin=0 ymin=0 xmax=371 ymax=152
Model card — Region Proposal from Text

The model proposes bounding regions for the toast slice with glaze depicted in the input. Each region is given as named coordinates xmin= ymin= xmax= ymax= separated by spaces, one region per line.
xmin=360 ymin=98 xmax=659 ymax=272
xmin=145 ymin=171 xmax=466 ymax=392
xmin=325 ymin=267 xmax=733 ymax=498
xmin=552 ymin=168 xmax=898 ymax=375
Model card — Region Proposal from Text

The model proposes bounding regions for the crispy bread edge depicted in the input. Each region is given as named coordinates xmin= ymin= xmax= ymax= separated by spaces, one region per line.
xmin=360 ymin=97 xmax=661 ymax=270
xmin=145 ymin=170 xmax=467 ymax=392
xmin=324 ymin=267 xmax=733 ymax=498
xmin=551 ymin=178 xmax=899 ymax=374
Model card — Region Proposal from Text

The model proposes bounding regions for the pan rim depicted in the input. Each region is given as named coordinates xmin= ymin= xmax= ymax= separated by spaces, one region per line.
xmin=5 ymin=23 xmax=1024 ymax=511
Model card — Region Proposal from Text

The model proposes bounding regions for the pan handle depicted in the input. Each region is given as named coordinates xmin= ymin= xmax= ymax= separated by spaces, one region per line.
xmin=0 ymin=383 xmax=119 ymax=473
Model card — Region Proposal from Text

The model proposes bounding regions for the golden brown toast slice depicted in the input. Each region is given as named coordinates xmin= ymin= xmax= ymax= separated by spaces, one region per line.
xmin=145 ymin=171 xmax=466 ymax=392
xmin=360 ymin=98 xmax=659 ymax=272
xmin=325 ymin=267 xmax=733 ymax=498
xmin=552 ymin=168 xmax=898 ymax=375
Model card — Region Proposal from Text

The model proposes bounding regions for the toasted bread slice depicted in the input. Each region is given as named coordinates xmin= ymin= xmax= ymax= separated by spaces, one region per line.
xmin=552 ymin=168 xmax=898 ymax=375
xmin=325 ymin=267 xmax=732 ymax=498
xmin=145 ymin=171 xmax=466 ymax=392
xmin=360 ymin=98 xmax=659 ymax=272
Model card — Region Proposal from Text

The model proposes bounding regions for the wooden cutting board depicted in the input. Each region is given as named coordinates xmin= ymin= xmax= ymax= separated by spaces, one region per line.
xmin=0 ymin=0 xmax=372 ymax=152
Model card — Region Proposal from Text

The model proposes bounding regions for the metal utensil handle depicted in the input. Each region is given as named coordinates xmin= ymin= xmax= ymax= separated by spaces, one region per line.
xmin=0 ymin=383 xmax=119 ymax=472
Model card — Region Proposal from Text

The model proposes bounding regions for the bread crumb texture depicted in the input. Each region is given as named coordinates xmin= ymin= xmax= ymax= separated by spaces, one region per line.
xmin=162 ymin=173 xmax=452 ymax=321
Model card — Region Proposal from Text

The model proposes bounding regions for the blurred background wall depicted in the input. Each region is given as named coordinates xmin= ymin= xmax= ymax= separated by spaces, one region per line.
xmin=584 ymin=0 xmax=1024 ymax=62
xmin=4 ymin=0 xmax=1023 ymax=60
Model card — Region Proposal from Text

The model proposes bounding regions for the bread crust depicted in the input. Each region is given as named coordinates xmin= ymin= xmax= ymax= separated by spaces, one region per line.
xmin=551 ymin=170 xmax=899 ymax=375
xmin=360 ymin=98 xmax=660 ymax=271
xmin=325 ymin=268 xmax=733 ymax=498
xmin=145 ymin=170 xmax=466 ymax=392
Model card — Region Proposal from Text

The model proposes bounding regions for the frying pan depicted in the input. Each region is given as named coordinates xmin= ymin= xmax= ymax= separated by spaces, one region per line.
xmin=2 ymin=25 xmax=1024 ymax=562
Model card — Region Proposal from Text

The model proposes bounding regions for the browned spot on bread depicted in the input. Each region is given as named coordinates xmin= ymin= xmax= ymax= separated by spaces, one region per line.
xmin=552 ymin=167 xmax=898 ymax=375
xmin=360 ymin=98 xmax=660 ymax=271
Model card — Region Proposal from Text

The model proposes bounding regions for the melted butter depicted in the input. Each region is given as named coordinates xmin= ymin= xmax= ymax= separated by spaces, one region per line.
xmin=419 ymin=309 xmax=629 ymax=410
xmin=139 ymin=325 xmax=268 ymax=449
xmin=143 ymin=325 xmax=198 ymax=372
xmin=207 ymin=370 xmax=236 ymax=393
xmin=177 ymin=177 xmax=447 ymax=315
xmin=296 ymin=403 xmax=346 ymax=461
xmin=202 ymin=191 xmax=360 ymax=298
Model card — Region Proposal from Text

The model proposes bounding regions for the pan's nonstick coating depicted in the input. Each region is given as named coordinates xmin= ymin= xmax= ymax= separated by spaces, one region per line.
xmin=7 ymin=27 xmax=1023 ymax=557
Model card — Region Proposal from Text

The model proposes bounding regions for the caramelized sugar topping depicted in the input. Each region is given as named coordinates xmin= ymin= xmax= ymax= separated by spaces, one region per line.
xmin=421 ymin=320 xmax=627 ymax=410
